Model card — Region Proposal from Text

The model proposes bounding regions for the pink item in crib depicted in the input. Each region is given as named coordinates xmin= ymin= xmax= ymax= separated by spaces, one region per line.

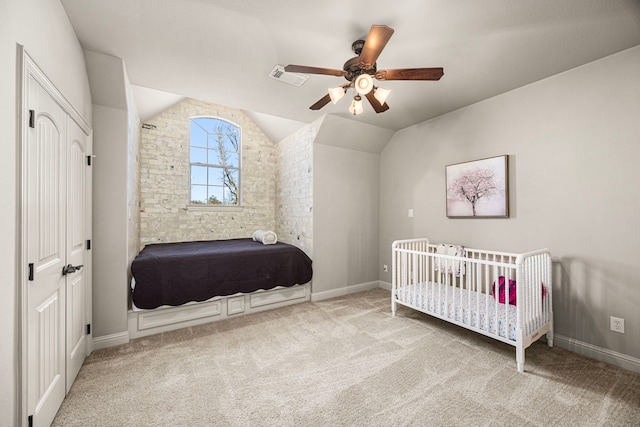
xmin=493 ymin=276 xmax=517 ymax=305
xmin=492 ymin=276 xmax=547 ymax=306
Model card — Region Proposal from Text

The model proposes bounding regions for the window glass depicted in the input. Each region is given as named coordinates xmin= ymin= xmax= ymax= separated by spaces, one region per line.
xmin=189 ymin=117 xmax=240 ymax=205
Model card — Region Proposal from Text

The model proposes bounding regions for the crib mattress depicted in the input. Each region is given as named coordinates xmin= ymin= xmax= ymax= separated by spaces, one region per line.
xmin=395 ymin=282 xmax=518 ymax=341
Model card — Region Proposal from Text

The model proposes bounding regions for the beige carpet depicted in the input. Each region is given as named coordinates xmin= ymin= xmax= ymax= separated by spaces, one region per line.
xmin=53 ymin=289 xmax=640 ymax=426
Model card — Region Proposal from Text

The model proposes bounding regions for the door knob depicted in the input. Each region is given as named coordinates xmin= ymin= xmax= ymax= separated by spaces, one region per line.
xmin=62 ymin=264 xmax=84 ymax=275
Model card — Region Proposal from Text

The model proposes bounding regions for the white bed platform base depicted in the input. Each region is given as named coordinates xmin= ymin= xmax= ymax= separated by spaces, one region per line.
xmin=128 ymin=283 xmax=310 ymax=339
xmin=392 ymin=238 xmax=553 ymax=373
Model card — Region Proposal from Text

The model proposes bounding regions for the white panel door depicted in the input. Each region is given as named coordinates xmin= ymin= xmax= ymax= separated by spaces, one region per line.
xmin=65 ymin=117 xmax=90 ymax=391
xmin=26 ymin=75 xmax=67 ymax=427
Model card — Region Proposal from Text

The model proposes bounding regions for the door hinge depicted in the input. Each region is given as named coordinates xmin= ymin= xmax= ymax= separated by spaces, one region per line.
xmin=87 ymin=155 xmax=92 ymax=166
xmin=28 ymin=110 xmax=35 ymax=128
xmin=86 ymin=239 xmax=91 ymax=250
xmin=28 ymin=415 xmax=33 ymax=427
xmin=28 ymin=263 xmax=34 ymax=281
xmin=86 ymin=324 xmax=91 ymax=335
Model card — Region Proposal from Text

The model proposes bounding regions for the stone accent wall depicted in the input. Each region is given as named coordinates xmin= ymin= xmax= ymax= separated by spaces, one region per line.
xmin=275 ymin=121 xmax=316 ymax=257
xmin=139 ymin=98 xmax=276 ymax=247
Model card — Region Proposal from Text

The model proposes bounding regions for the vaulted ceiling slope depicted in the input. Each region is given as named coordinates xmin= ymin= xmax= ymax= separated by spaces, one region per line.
xmin=61 ymin=0 xmax=640 ymax=134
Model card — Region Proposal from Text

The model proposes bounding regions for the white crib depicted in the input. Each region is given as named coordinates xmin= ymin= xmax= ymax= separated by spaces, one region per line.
xmin=392 ymin=238 xmax=553 ymax=372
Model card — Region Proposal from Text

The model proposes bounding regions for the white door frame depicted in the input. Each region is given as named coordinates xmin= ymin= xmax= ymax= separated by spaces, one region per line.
xmin=17 ymin=45 xmax=93 ymax=426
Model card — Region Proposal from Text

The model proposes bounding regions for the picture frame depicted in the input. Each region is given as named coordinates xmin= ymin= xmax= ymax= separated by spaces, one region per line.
xmin=445 ymin=155 xmax=509 ymax=218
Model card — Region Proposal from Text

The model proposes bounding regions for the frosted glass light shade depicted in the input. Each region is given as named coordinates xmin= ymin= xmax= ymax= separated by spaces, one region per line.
xmin=349 ymin=95 xmax=364 ymax=115
xmin=328 ymin=87 xmax=346 ymax=104
xmin=354 ymin=74 xmax=374 ymax=95
xmin=374 ymin=87 xmax=391 ymax=105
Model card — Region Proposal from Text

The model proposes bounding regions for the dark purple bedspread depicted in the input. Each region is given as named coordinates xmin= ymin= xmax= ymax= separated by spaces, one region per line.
xmin=131 ymin=238 xmax=313 ymax=309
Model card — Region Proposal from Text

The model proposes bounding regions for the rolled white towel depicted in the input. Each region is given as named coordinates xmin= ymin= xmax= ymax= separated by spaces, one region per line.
xmin=252 ymin=230 xmax=278 ymax=245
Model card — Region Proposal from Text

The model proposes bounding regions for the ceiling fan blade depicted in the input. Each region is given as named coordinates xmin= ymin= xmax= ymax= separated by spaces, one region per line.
xmin=364 ymin=91 xmax=389 ymax=113
xmin=310 ymin=93 xmax=332 ymax=110
xmin=358 ymin=25 xmax=394 ymax=70
xmin=285 ymin=64 xmax=346 ymax=77
xmin=375 ymin=67 xmax=444 ymax=81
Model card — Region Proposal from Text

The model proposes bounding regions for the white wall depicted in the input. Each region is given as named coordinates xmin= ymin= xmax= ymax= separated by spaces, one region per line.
xmin=313 ymin=143 xmax=381 ymax=297
xmin=0 ymin=0 xmax=92 ymax=424
xmin=91 ymin=105 xmax=131 ymax=339
xmin=85 ymin=51 xmax=139 ymax=344
xmin=379 ymin=46 xmax=640 ymax=370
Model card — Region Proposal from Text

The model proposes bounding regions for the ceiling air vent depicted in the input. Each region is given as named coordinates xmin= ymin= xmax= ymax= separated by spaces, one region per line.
xmin=268 ymin=65 xmax=309 ymax=87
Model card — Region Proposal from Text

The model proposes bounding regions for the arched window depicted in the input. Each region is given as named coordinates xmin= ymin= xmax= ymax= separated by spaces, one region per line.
xmin=189 ymin=117 xmax=241 ymax=205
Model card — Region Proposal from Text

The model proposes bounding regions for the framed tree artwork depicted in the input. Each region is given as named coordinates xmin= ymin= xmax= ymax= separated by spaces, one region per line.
xmin=445 ymin=155 xmax=509 ymax=218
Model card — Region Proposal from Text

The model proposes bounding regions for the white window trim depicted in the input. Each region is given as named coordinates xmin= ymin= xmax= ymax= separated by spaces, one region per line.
xmin=186 ymin=204 xmax=243 ymax=212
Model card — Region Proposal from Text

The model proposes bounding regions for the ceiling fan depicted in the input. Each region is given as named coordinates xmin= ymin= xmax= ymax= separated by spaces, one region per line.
xmin=285 ymin=25 xmax=444 ymax=115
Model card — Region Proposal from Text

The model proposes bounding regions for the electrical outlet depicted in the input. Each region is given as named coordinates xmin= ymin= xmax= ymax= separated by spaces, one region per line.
xmin=610 ymin=316 xmax=625 ymax=334
xmin=408 ymin=209 xmax=414 ymax=218
xmin=383 ymin=264 xmax=388 ymax=272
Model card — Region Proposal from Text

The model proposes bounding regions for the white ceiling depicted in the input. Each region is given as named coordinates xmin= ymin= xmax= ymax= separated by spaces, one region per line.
xmin=61 ymin=0 xmax=640 ymax=139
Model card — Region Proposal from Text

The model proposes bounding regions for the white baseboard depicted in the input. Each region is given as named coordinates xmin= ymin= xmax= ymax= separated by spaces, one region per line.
xmin=92 ymin=331 xmax=130 ymax=351
xmin=554 ymin=334 xmax=640 ymax=374
xmin=311 ymin=281 xmax=382 ymax=301
xmin=379 ymin=280 xmax=392 ymax=291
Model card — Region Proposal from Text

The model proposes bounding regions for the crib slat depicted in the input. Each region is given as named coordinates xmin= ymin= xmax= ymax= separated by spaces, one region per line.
xmin=485 ymin=262 xmax=490 ymax=333
xmin=476 ymin=260 xmax=481 ymax=331
xmin=496 ymin=255 xmax=500 ymax=336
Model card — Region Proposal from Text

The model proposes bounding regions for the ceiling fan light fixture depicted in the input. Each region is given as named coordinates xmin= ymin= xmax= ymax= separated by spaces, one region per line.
xmin=354 ymin=74 xmax=374 ymax=95
xmin=373 ymin=87 xmax=391 ymax=105
xmin=289 ymin=25 xmax=443 ymax=114
xmin=349 ymin=95 xmax=364 ymax=115
xmin=328 ymin=86 xmax=346 ymax=104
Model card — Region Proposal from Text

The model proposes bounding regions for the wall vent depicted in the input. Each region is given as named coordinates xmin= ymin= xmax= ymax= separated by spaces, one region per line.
xmin=268 ymin=65 xmax=309 ymax=87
